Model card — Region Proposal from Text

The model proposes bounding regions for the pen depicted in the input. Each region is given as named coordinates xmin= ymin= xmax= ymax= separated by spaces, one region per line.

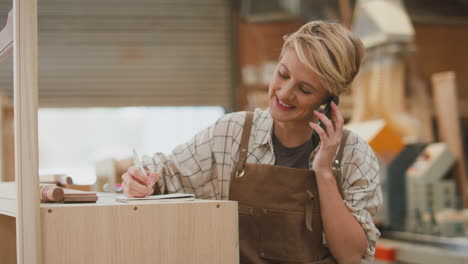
xmin=132 ymin=149 xmax=153 ymax=190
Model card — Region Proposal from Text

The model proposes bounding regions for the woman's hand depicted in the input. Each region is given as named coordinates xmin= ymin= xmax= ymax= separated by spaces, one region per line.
xmin=121 ymin=166 xmax=160 ymax=197
xmin=309 ymin=101 xmax=344 ymax=176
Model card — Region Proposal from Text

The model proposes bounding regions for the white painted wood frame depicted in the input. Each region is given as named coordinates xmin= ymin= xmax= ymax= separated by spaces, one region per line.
xmin=0 ymin=9 xmax=13 ymax=62
xmin=13 ymin=0 xmax=41 ymax=263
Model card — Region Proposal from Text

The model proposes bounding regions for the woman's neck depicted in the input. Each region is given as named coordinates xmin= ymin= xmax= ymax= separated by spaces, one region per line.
xmin=273 ymin=121 xmax=313 ymax=148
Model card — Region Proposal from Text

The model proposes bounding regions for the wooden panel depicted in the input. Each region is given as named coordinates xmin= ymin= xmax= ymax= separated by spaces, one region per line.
xmin=414 ymin=24 xmax=468 ymax=101
xmin=0 ymin=0 xmax=233 ymax=108
xmin=40 ymin=200 xmax=238 ymax=264
xmin=1 ymin=194 xmax=238 ymax=264
xmin=236 ymin=20 xmax=303 ymax=110
xmin=13 ymin=0 xmax=42 ymax=263
xmin=431 ymin=72 xmax=468 ymax=208
xmin=1 ymin=188 xmax=239 ymax=263
xmin=0 ymin=214 xmax=16 ymax=264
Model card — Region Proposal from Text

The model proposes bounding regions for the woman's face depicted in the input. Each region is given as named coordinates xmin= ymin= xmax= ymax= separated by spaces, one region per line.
xmin=268 ymin=48 xmax=330 ymax=125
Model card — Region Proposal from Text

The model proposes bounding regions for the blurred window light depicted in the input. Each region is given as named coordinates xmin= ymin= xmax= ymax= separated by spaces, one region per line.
xmin=38 ymin=106 xmax=225 ymax=185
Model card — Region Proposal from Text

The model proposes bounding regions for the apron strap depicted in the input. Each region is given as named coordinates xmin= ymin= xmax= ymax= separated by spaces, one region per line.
xmin=305 ymin=190 xmax=314 ymax=231
xmin=332 ymin=129 xmax=351 ymax=199
xmin=231 ymin=111 xmax=254 ymax=179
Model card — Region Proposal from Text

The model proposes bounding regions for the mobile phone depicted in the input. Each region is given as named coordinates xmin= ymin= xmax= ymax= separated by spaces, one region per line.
xmin=312 ymin=96 xmax=340 ymax=139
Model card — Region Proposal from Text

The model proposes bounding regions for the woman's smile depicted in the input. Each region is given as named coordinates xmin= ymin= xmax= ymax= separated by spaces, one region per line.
xmin=268 ymin=48 xmax=329 ymax=125
xmin=275 ymin=95 xmax=296 ymax=111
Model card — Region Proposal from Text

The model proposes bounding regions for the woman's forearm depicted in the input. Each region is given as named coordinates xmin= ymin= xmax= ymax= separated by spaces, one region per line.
xmin=316 ymin=170 xmax=367 ymax=264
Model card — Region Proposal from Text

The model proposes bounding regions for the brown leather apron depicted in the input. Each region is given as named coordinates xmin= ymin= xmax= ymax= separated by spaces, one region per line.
xmin=229 ymin=112 xmax=350 ymax=264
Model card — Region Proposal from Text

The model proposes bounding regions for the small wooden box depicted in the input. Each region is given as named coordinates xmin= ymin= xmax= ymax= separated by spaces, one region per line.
xmin=0 ymin=192 xmax=239 ymax=264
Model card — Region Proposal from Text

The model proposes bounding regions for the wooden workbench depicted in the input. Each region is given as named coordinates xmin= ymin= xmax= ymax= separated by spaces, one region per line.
xmin=0 ymin=183 xmax=239 ymax=264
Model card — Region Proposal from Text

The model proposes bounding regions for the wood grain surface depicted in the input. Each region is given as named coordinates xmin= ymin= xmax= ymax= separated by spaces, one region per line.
xmin=40 ymin=200 xmax=238 ymax=264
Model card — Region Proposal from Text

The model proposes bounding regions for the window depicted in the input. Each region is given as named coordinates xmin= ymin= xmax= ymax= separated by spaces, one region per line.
xmin=38 ymin=106 xmax=225 ymax=185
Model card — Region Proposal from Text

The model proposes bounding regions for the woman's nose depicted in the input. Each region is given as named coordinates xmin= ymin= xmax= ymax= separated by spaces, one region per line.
xmin=278 ymin=83 xmax=295 ymax=100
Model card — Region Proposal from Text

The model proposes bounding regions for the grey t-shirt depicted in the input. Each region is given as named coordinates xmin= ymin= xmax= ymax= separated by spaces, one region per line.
xmin=273 ymin=134 xmax=317 ymax=169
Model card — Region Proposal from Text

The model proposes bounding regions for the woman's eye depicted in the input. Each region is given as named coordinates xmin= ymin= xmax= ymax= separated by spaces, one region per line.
xmin=299 ymin=86 xmax=311 ymax=94
xmin=278 ymin=71 xmax=288 ymax=79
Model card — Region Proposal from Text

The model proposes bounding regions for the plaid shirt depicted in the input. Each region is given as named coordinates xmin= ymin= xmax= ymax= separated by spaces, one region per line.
xmin=143 ymin=108 xmax=382 ymax=260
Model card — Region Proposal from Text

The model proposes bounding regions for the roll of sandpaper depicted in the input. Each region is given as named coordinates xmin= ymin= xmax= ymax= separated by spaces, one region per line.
xmin=39 ymin=174 xmax=73 ymax=186
xmin=40 ymin=184 xmax=64 ymax=202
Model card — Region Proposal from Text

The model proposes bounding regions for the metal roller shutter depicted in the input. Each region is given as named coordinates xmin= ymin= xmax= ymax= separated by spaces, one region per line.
xmin=0 ymin=0 xmax=233 ymax=108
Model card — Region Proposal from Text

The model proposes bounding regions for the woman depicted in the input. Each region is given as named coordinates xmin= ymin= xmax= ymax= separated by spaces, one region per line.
xmin=122 ymin=21 xmax=382 ymax=264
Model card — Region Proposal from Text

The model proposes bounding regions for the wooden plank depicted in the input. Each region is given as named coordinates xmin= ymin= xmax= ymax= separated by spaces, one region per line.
xmin=406 ymin=53 xmax=435 ymax=143
xmin=62 ymin=184 xmax=93 ymax=192
xmin=352 ymin=53 xmax=419 ymax=141
xmin=431 ymin=71 xmax=468 ymax=208
xmin=13 ymin=1 xmax=41 ymax=263
xmin=0 ymin=214 xmax=16 ymax=264
xmin=40 ymin=199 xmax=238 ymax=264
xmin=1 ymin=97 xmax=15 ymax=182
xmin=350 ymin=70 xmax=373 ymax=122
xmin=339 ymin=0 xmax=352 ymax=29
xmin=0 ymin=9 xmax=13 ymax=63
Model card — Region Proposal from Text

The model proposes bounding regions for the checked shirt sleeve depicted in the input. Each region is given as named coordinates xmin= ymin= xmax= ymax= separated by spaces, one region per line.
xmin=141 ymin=112 xmax=245 ymax=200
xmin=339 ymin=132 xmax=383 ymax=261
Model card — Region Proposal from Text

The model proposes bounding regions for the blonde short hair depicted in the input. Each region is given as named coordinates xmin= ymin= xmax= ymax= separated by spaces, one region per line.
xmin=281 ymin=21 xmax=365 ymax=96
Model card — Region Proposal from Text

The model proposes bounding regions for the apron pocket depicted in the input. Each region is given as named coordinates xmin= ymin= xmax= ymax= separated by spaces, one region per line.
xmin=257 ymin=208 xmax=324 ymax=262
xmin=238 ymin=204 xmax=263 ymax=263
xmin=238 ymin=204 xmax=260 ymax=244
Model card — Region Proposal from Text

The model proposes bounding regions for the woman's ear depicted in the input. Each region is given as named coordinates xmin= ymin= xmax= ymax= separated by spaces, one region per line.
xmin=320 ymin=95 xmax=331 ymax=106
